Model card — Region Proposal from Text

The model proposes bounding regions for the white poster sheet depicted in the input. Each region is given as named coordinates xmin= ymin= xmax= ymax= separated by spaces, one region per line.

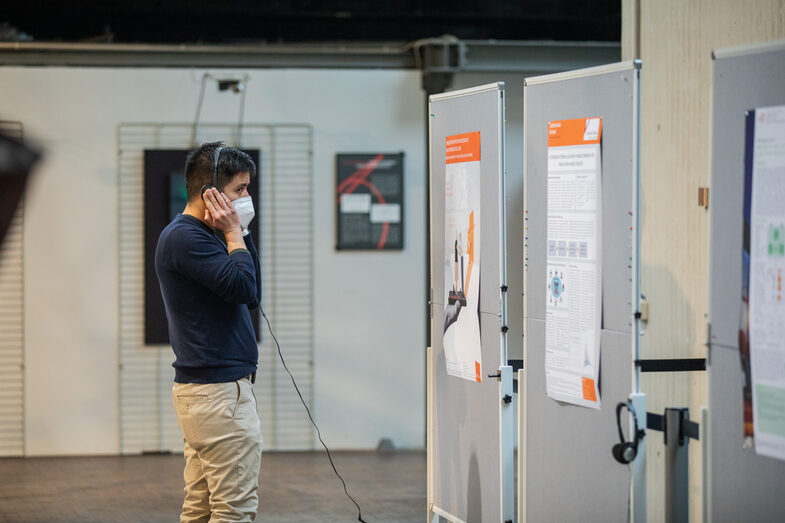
xmin=545 ymin=117 xmax=603 ymax=408
xmin=747 ymin=105 xmax=785 ymax=461
xmin=443 ymin=132 xmax=483 ymax=382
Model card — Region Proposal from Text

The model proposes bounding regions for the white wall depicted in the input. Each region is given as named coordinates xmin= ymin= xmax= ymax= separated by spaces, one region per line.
xmin=0 ymin=66 xmax=426 ymax=454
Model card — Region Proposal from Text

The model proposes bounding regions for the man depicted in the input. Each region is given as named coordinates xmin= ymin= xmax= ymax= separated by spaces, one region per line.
xmin=155 ymin=142 xmax=263 ymax=522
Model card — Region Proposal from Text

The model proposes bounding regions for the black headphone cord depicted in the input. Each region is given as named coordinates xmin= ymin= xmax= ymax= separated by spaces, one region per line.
xmin=261 ymin=309 xmax=369 ymax=523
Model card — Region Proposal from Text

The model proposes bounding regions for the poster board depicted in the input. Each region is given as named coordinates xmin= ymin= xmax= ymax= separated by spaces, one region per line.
xmin=708 ymin=39 xmax=785 ymax=522
xmin=335 ymin=152 xmax=404 ymax=250
xmin=522 ymin=61 xmax=640 ymax=522
xmin=427 ymin=83 xmax=513 ymax=523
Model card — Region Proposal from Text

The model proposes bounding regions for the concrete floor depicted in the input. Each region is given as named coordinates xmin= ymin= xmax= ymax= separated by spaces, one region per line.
xmin=0 ymin=450 xmax=426 ymax=523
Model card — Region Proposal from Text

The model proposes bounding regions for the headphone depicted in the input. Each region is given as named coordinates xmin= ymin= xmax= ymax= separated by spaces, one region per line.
xmin=200 ymin=146 xmax=224 ymax=196
xmin=612 ymin=401 xmax=645 ymax=464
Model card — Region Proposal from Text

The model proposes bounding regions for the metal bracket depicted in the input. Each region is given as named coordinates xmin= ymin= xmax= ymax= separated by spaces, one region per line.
xmin=698 ymin=187 xmax=709 ymax=209
xmin=647 ymin=409 xmax=700 ymax=443
xmin=639 ymin=296 xmax=649 ymax=322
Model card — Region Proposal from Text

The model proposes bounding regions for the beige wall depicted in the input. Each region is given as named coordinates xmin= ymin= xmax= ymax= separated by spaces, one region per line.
xmin=622 ymin=1 xmax=785 ymax=521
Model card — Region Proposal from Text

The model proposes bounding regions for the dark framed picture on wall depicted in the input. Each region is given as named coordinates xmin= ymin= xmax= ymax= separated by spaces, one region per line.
xmin=335 ymin=152 xmax=404 ymax=250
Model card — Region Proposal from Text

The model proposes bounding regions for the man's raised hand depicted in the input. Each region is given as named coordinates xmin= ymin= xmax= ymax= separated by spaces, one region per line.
xmin=203 ymin=187 xmax=241 ymax=235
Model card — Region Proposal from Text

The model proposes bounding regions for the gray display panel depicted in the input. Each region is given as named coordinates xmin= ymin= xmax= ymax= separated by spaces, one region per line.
xmin=523 ymin=62 xmax=639 ymax=522
xmin=708 ymin=41 xmax=785 ymax=522
xmin=429 ymin=83 xmax=511 ymax=522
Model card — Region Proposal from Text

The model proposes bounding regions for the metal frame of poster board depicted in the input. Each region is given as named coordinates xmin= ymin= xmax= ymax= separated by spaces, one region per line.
xmin=335 ymin=152 xmax=404 ymax=250
xmin=521 ymin=61 xmax=642 ymax=523
xmin=426 ymin=82 xmax=513 ymax=523
xmin=707 ymin=39 xmax=785 ymax=523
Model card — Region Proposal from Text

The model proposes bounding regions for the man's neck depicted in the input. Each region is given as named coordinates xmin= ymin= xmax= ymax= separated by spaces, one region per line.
xmin=183 ymin=203 xmax=210 ymax=226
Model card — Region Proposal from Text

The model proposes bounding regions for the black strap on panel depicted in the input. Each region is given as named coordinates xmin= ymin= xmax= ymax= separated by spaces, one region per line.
xmin=647 ymin=412 xmax=663 ymax=432
xmin=683 ymin=419 xmax=700 ymax=441
xmin=635 ymin=358 xmax=706 ymax=373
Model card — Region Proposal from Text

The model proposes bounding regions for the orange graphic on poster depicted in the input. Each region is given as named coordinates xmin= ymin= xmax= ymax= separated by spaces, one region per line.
xmin=582 ymin=378 xmax=598 ymax=402
xmin=548 ymin=117 xmax=603 ymax=147
xmin=446 ymin=132 xmax=481 ymax=164
xmin=465 ymin=211 xmax=475 ymax=294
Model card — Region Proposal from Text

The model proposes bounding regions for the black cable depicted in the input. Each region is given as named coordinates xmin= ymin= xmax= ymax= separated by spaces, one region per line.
xmin=261 ymin=309 xmax=368 ymax=523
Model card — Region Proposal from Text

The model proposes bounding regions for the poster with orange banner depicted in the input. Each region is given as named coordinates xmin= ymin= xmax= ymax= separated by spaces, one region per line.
xmin=443 ymin=131 xmax=483 ymax=382
xmin=545 ymin=117 xmax=603 ymax=408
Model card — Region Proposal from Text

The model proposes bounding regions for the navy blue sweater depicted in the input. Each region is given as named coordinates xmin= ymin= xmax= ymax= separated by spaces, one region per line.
xmin=155 ymin=214 xmax=261 ymax=383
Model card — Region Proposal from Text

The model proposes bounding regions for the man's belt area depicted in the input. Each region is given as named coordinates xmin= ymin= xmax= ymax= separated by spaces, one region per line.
xmin=242 ymin=371 xmax=256 ymax=384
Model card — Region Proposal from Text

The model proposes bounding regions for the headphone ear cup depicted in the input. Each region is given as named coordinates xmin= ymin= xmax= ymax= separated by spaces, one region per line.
xmin=612 ymin=443 xmax=625 ymax=463
xmin=613 ymin=442 xmax=637 ymax=464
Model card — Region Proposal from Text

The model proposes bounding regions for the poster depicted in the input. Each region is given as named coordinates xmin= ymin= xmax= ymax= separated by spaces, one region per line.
xmin=742 ymin=105 xmax=785 ymax=461
xmin=443 ymin=132 xmax=483 ymax=382
xmin=336 ymin=153 xmax=404 ymax=250
xmin=544 ymin=118 xmax=603 ymax=409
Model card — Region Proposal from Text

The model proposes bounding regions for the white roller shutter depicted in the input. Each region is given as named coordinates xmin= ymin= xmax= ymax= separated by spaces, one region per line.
xmin=0 ymin=121 xmax=25 ymax=456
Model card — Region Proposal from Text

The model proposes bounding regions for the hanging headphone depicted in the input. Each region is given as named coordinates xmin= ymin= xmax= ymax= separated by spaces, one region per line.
xmin=201 ymin=146 xmax=224 ymax=196
xmin=612 ymin=401 xmax=645 ymax=464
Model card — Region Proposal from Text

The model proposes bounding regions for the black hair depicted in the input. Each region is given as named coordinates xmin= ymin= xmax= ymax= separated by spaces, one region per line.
xmin=184 ymin=141 xmax=256 ymax=202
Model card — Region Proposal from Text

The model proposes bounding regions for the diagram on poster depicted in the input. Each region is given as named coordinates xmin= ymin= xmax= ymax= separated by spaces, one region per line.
xmin=545 ymin=117 xmax=603 ymax=409
xmin=742 ymin=105 xmax=785 ymax=462
xmin=443 ymin=132 xmax=482 ymax=382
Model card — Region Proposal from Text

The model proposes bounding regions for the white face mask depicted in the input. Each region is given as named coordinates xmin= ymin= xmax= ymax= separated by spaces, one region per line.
xmin=232 ymin=195 xmax=255 ymax=231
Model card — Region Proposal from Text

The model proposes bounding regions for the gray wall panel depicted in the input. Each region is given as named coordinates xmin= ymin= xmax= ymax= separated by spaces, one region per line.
xmin=709 ymin=42 xmax=785 ymax=521
xmin=524 ymin=67 xmax=636 ymax=332
xmin=430 ymin=87 xmax=504 ymax=318
xmin=432 ymin=306 xmax=505 ymax=522
xmin=429 ymin=84 xmax=509 ymax=522
xmin=709 ymin=346 xmax=785 ymax=522
xmin=523 ymin=63 xmax=639 ymax=522
xmin=526 ymin=319 xmax=632 ymax=522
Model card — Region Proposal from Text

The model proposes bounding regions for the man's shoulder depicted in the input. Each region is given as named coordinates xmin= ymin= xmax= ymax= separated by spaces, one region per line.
xmin=161 ymin=215 xmax=209 ymax=242
xmin=158 ymin=216 xmax=207 ymax=256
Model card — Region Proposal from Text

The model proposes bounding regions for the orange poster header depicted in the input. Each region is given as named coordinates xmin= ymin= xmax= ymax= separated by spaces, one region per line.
xmin=582 ymin=377 xmax=598 ymax=402
xmin=548 ymin=117 xmax=603 ymax=147
xmin=446 ymin=131 xmax=481 ymax=164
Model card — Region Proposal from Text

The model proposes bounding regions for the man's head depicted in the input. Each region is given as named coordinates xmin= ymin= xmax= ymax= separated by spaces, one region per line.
xmin=184 ymin=141 xmax=256 ymax=203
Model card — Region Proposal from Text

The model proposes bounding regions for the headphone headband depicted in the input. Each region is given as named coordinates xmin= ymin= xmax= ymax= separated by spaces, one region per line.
xmin=212 ymin=146 xmax=224 ymax=188
xmin=615 ymin=401 xmax=639 ymax=443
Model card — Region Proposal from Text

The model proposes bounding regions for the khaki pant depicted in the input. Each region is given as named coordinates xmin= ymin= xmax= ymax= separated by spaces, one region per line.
xmin=172 ymin=377 xmax=263 ymax=523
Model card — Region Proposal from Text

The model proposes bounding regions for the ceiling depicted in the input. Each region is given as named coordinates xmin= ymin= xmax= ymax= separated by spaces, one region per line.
xmin=2 ymin=1 xmax=620 ymax=44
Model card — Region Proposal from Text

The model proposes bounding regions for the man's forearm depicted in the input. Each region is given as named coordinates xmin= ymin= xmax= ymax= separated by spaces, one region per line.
xmin=224 ymin=228 xmax=246 ymax=254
